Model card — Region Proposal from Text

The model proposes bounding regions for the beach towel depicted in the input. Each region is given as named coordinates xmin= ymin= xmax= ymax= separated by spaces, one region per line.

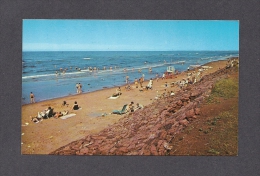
xmin=108 ymin=96 xmax=119 ymax=99
xmin=60 ymin=113 xmax=76 ymax=120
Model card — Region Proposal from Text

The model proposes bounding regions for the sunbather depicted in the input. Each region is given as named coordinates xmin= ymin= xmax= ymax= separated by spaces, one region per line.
xmin=61 ymin=100 xmax=69 ymax=107
xmin=31 ymin=115 xmax=42 ymax=123
xmin=116 ymin=87 xmax=122 ymax=95
xmin=72 ymin=101 xmax=80 ymax=110
xmin=127 ymin=102 xmax=135 ymax=112
xmin=135 ymin=103 xmax=144 ymax=110
xmin=45 ymin=107 xmax=55 ymax=118
xmin=53 ymin=112 xmax=62 ymax=119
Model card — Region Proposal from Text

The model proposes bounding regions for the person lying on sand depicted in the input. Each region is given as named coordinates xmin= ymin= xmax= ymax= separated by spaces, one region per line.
xmin=111 ymin=87 xmax=122 ymax=97
xmin=30 ymin=115 xmax=43 ymax=123
xmin=111 ymin=93 xmax=120 ymax=97
xmin=54 ymin=110 xmax=69 ymax=119
xmin=54 ymin=112 xmax=63 ymax=119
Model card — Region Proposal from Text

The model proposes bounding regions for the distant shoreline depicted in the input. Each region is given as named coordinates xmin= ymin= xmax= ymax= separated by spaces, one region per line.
xmin=22 ymin=57 xmax=237 ymax=106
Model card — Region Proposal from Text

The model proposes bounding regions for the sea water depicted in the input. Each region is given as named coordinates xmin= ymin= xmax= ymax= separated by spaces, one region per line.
xmin=22 ymin=51 xmax=239 ymax=104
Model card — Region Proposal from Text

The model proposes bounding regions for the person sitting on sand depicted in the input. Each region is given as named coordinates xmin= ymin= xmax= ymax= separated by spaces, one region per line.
xmin=146 ymin=78 xmax=153 ymax=90
xmin=72 ymin=101 xmax=80 ymax=110
xmin=37 ymin=110 xmax=46 ymax=118
xmin=125 ymin=84 xmax=131 ymax=91
xmin=170 ymin=91 xmax=175 ymax=96
xmin=116 ymin=87 xmax=122 ymax=95
xmin=135 ymin=103 xmax=144 ymax=110
xmin=139 ymin=86 xmax=144 ymax=92
xmin=61 ymin=100 xmax=69 ymax=107
xmin=37 ymin=106 xmax=53 ymax=119
xmin=127 ymin=102 xmax=135 ymax=112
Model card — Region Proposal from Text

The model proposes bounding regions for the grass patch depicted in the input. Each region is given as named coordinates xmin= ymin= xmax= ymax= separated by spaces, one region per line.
xmin=206 ymin=110 xmax=238 ymax=155
xmin=206 ymin=77 xmax=238 ymax=104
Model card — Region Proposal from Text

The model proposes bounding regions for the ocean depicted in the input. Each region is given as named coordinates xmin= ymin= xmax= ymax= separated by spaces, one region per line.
xmin=22 ymin=51 xmax=239 ymax=104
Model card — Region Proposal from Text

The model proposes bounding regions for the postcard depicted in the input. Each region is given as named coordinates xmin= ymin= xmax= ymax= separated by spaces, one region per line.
xmin=22 ymin=20 xmax=239 ymax=155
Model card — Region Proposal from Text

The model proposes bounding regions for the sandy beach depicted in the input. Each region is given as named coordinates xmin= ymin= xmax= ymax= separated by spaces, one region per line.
xmin=21 ymin=59 xmax=229 ymax=155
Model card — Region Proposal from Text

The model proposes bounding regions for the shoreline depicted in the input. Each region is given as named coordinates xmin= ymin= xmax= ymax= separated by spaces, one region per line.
xmin=21 ymin=58 xmax=236 ymax=154
xmin=22 ymin=58 xmax=233 ymax=106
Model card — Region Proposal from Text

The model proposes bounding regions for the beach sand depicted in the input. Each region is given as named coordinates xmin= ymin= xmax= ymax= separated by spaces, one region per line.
xmin=21 ymin=60 xmax=228 ymax=154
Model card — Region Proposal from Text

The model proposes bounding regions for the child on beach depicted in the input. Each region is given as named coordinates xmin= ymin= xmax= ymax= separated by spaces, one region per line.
xmin=134 ymin=79 xmax=138 ymax=88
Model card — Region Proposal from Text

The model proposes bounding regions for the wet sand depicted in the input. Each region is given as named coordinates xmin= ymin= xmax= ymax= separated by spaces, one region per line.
xmin=21 ymin=60 xmax=228 ymax=154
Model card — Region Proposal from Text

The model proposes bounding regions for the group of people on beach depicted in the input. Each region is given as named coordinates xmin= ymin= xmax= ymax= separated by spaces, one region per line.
xmin=31 ymin=106 xmax=67 ymax=123
xmin=127 ymin=101 xmax=144 ymax=112
xmin=30 ymin=100 xmax=81 ymax=123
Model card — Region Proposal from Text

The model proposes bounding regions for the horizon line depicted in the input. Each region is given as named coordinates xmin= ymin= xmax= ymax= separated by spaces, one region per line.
xmin=22 ymin=50 xmax=239 ymax=52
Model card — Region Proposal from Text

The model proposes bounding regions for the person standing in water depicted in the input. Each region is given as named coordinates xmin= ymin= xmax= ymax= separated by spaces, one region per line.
xmin=78 ymin=83 xmax=82 ymax=93
xmin=30 ymin=92 xmax=35 ymax=103
xmin=76 ymin=83 xmax=79 ymax=94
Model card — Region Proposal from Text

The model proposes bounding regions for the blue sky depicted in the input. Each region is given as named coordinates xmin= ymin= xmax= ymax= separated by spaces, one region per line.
xmin=22 ymin=20 xmax=239 ymax=51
